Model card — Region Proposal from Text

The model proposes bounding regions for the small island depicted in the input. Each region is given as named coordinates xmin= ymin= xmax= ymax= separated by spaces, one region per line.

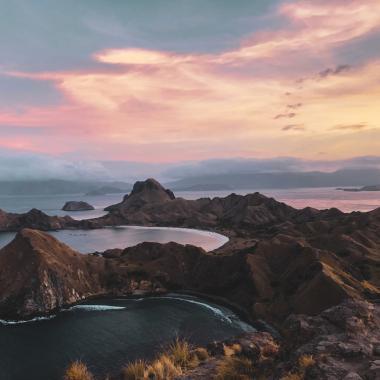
xmin=62 ymin=201 xmax=95 ymax=211
xmin=337 ymin=185 xmax=380 ymax=192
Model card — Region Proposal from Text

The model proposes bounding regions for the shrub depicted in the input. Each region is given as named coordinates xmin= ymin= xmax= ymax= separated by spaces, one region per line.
xmin=121 ymin=360 xmax=147 ymax=380
xmin=64 ymin=361 xmax=94 ymax=380
xmin=216 ymin=356 xmax=255 ymax=380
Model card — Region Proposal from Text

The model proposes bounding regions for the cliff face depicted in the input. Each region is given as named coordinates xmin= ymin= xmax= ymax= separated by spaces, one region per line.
xmin=0 ymin=229 xmax=105 ymax=318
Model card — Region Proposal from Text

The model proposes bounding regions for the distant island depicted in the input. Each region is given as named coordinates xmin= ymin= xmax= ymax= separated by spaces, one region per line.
xmin=62 ymin=201 xmax=95 ymax=211
xmin=166 ymin=168 xmax=380 ymax=191
xmin=0 ymin=179 xmax=132 ymax=196
xmin=337 ymin=185 xmax=380 ymax=192
xmin=85 ymin=185 xmax=126 ymax=196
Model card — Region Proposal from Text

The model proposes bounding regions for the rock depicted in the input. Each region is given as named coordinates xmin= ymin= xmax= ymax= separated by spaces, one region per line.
xmin=373 ymin=344 xmax=380 ymax=356
xmin=62 ymin=201 xmax=95 ymax=211
xmin=344 ymin=372 xmax=363 ymax=380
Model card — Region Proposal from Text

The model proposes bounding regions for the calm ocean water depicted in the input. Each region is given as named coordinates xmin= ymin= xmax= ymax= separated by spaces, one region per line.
xmin=0 ymin=226 xmax=229 ymax=252
xmin=0 ymin=295 xmax=254 ymax=380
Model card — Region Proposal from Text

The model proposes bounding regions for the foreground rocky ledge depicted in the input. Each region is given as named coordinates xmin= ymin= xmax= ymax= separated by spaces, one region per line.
xmin=65 ymin=299 xmax=380 ymax=379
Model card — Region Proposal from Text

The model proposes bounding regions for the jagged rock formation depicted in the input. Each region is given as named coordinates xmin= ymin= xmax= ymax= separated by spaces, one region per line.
xmin=62 ymin=201 xmax=95 ymax=211
xmin=104 ymin=178 xmax=175 ymax=214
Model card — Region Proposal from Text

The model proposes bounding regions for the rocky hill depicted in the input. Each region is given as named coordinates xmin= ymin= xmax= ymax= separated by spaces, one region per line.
xmin=0 ymin=208 xmax=81 ymax=232
xmin=0 ymin=229 xmax=105 ymax=319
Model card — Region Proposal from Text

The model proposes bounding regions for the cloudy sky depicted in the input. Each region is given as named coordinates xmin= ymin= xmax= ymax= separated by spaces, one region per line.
xmin=0 ymin=0 xmax=379 ymax=179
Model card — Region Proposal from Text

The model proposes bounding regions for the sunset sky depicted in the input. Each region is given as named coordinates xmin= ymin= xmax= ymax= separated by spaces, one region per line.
xmin=1 ymin=0 xmax=380 ymax=175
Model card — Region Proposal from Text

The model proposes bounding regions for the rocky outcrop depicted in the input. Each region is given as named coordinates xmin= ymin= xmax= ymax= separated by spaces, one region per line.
xmin=62 ymin=201 xmax=95 ymax=211
xmin=171 ymin=299 xmax=380 ymax=380
xmin=104 ymin=178 xmax=175 ymax=214
xmin=279 ymin=299 xmax=380 ymax=379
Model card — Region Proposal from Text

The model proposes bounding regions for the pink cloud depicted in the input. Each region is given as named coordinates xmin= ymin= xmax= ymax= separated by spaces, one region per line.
xmin=1 ymin=0 xmax=380 ymax=161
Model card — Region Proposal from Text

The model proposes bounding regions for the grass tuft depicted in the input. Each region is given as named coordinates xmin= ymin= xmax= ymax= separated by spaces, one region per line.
xmin=121 ymin=360 xmax=147 ymax=380
xmin=145 ymin=354 xmax=182 ymax=379
xmin=298 ymin=354 xmax=315 ymax=370
xmin=64 ymin=361 xmax=94 ymax=380
xmin=216 ymin=356 xmax=255 ymax=380
xmin=167 ymin=338 xmax=198 ymax=369
xmin=280 ymin=373 xmax=303 ymax=380
xmin=194 ymin=347 xmax=209 ymax=362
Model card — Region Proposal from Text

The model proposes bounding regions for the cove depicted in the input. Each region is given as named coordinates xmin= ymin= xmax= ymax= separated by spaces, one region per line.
xmin=0 ymin=295 xmax=254 ymax=380
xmin=0 ymin=225 xmax=229 ymax=253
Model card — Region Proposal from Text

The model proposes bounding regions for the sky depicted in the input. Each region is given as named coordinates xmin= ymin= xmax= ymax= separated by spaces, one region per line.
xmin=0 ymin=0 xmax=380 ymax=180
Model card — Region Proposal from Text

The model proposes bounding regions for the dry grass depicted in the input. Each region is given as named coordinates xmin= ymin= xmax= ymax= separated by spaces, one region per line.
xmin=64 ymin=361 xmax=94 ymax=380
xmin=121 ymin=339 xmax=200 ymax=379
xmin=216 ymin=356 xmax=255 ymax=380
xmin=167 ymin=338 xmax=198 ymax=369
xmin=279 ymin=354 xmax=316 ymax=380
xmin=194 ymin=347 xmax=209 ymax=362
xmin=223 ymin=343 xmax=242 ymax=357
xmin=145 ymin=354 xmax=182 ymax=379
xmin=121 ymin=360 xmax=147 ymax=380
xmin=280 ymin=373 xmax=303 ymax=380
xmin=298 ymin=354 xmax=315 ymax=370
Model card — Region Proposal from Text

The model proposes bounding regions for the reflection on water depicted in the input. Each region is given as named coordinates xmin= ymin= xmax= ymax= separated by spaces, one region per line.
xmin=0 ymin=225 xmax=228 ymax=253
xmin=0 ymin=295 xmax=254 ymax=380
